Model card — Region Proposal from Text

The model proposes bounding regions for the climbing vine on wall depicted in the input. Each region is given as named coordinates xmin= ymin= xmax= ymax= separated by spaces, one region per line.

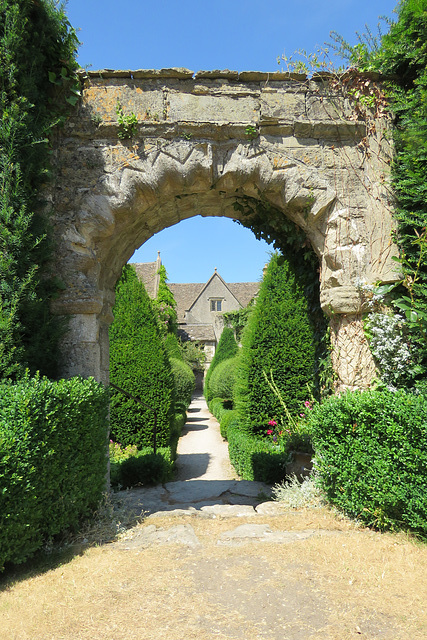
xmin=331 ymin=0 xmax=427 ymax=388
xmin=0 ymin=0 xmax=79 ymax=379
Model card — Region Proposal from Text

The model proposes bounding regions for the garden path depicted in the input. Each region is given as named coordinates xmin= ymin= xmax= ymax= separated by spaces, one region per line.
xmin=175 ymin=393 xmax=237 ymax=481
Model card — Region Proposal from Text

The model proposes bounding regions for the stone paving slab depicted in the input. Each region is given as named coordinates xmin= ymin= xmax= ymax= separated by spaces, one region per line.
xmin=115 ymin=479 xmax=273 ymax=517
xmin=112 ymin=521 xmax=339 ymax=551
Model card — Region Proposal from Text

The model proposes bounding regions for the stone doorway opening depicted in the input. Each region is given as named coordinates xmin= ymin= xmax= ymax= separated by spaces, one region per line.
xmin=50 ymin=69 xmax=397 ymax=390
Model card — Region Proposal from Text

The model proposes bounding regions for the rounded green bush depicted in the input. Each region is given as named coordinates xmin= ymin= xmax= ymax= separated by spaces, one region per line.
xmin=164 ymin=333 xmax=183 ymax=361
xmin=219 ymin=409 xmax=239 ymax=440
xmin=309 ymin=389 xmax=427 ymax=536
xmin=208 ymin=356 xmax=238 ymax=401
xmin=170 ymin=357 xmax=195 ymax=410
xmin=204 ymin=327 xmax=238 ymax=401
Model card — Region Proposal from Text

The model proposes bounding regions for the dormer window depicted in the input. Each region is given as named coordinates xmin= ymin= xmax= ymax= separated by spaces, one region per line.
xmin=210 ymin=298 xmax=222 ymax=312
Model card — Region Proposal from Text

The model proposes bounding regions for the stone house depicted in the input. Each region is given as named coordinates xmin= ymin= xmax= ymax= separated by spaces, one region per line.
xmin=132 ymin=253 xmax=260 ymax=365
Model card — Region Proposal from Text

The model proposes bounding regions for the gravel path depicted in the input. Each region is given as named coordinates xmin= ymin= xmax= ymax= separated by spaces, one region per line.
xmin=175 ymin=394 xmax=238 ymax=481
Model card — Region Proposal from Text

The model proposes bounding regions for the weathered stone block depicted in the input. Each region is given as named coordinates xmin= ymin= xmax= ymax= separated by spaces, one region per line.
xmin=260 ymin=91 xmax=305 ymax=122
xmin=167 ymin=92 xmax=259 ymax=123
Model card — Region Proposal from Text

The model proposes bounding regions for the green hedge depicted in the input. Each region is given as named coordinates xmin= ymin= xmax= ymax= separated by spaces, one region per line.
xmin=109 ymin=265 xmax=174 ymax=449
xmin=208 ymin=356 xmax=238 ymax=401
xmin=309 ymin=389 xmax=427 ymax=536
xmin=234 ymin=253 xmax=316 ymax=436
xmin=0 ymin=376 xmax=109 ymax=570
xmin=227 ymin=420 xmax=288 ymax=483
xmin=204 ymin=327 xmax=238 ymax=402
xmin=164 ymin=333 xmax=183 ymax=360
xmin=219 ymin=409 xmax=239 ymax=440
xmin=110 ymin=447 xmax=173 ymax=489
xmin=170 ymin=357 xmax=195 ymax=412
xmin=0 ymin=0 xmax=79 ymax=379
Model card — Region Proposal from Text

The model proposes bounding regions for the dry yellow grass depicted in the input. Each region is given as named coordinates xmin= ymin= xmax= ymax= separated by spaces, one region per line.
xmin=1 ymin=507 xmax=426 ymax=640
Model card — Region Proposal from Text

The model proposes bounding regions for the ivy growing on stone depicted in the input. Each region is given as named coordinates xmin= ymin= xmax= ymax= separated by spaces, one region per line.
xmin=0 ymin=0 xmax=80 ymax=379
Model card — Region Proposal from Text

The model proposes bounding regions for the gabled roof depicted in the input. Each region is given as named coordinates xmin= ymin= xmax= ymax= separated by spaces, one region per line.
xmin=132 ymin=259 xmax=260 ymax=322
xmin=131 ymin=251 xmax=161 ymax=299
xmin=187 ymin=269 xmax=241 ymax=313
xmin=228 ymin=282 xmax=260 ymax=308
xmin=168 ymin=282 xmax=205 ymax=322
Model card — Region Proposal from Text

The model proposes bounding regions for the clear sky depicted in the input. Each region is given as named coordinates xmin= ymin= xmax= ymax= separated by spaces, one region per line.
xmin=65 ymin=0 xmax=397 ymax=283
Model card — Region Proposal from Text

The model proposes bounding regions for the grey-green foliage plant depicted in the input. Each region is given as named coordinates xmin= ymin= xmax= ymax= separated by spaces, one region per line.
xmin=204 ymin=327 xmax=239 ymax=402
xmin=0 ymin=0 xmax=80 ymax=379
xmin=109 ymin=265 xmax=174 ymax=449
xmin=234 ymin=252 xmax=316 ymax=435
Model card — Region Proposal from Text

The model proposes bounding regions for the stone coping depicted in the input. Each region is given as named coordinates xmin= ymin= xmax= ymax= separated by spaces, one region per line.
xmin=77 ymin=67 xmax=386 ymax=83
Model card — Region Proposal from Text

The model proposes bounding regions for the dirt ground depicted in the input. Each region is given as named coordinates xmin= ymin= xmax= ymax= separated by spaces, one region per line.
xmin=1 ymin=506 xmax=426 ymax=640
xmin=2 ymin=397 xmax=426 ymax=639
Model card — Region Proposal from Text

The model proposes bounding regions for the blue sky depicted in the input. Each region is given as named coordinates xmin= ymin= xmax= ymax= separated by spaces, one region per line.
xmin=66 ymin=0 xmax=397 ymax=283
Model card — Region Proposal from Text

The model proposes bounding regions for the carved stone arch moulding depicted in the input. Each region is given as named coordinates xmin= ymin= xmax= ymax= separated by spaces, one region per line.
xmin=50 ymin=68 xmax=397 ymax=389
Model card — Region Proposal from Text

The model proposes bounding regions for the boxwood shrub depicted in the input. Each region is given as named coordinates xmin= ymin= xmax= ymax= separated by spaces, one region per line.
xmin=204 ymin=328 xmax=238 ymax=402
xmin=219 ymin=409 xmax=239 ymax=440
xmin=169 ymin=357 xmax=195 ymax=412
xmin=0 ymin=375 xmax=109 ymax=570
xmin=227 ymin=420 xmax=288 ymax=483
xmin=110 ymin=447 xmax=174 ymax=489
xmin=309 ymin=389 xmax=427 ymax=536
xmin=208 ymin=356 xmax=238 ymax=401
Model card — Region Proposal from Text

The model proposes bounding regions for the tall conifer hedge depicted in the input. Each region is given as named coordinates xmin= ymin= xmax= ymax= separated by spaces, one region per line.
xmin=109 ymin=265 xmax=174 ymax=449
xmin=234 ymin=253 xmax=316 ymax=435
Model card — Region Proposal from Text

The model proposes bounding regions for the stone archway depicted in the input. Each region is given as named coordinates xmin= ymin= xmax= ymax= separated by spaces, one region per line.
xmin=50 ymin=68 xmax=397 ymax=389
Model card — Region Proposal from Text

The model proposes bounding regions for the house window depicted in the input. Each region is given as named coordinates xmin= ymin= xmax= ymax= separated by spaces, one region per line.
xmin=210 ymin=299 xmax=222 ymax=312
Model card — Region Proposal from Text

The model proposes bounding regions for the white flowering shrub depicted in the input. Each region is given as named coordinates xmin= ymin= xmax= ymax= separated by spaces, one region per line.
xmin=364 ymin=312 xmax=411 ymax=388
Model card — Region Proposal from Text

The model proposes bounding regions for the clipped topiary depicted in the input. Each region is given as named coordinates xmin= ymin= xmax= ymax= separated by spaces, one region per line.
xmin=234 ymin=252 xmax=316 ymax=435
xmin=109 ymin=265 xmax=174 ymax=449
xmin=208 ymin=356 xmax=239 ymax=401
xmin=309 ymin=389 xmax=427 ymax=537
xmin=204 ymin=327 xmax=238 ymax=401
xmin=169 ymin=357 xmax=195 ymax=411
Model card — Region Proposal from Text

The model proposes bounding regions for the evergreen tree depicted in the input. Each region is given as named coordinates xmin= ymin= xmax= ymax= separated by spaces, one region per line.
xmin=234 ymin=253 xmax=316 ymax=435
xmin=109 ymin=265 xmax=174 ymax=449
xmin=152 ymin=265 xmax=178 ymax=335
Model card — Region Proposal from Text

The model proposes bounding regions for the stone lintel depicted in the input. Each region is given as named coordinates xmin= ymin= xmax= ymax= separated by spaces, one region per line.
xmin=237 ymin=71 xmax=307 ymax=82
xmin=294 ymin=120 xmax=366 ymax=140
xmin=79 ymin=69 xmax=308 ymax=83
xmin=82 ymin=68 xmax=194 ymax=79
xmin=194 ymin=70 xmax=240 ymax=80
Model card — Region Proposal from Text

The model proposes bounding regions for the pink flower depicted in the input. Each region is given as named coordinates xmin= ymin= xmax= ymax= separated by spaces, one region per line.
xmin=268 ymin=420 xmax=277 ymax=427
xmin=304 ymin=400 xmax=312 ymax=408
xmin=266 ymin=429 xmax=273 ymax=435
